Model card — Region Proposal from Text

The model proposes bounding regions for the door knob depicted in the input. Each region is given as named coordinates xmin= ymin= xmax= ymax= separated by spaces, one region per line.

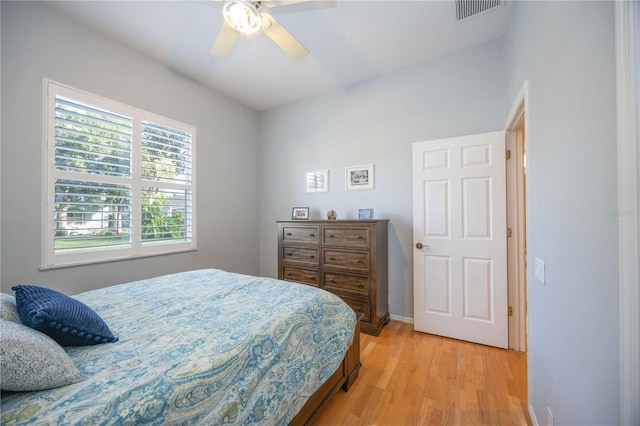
xmin=416 ymin=242 xmax=429 ymax=249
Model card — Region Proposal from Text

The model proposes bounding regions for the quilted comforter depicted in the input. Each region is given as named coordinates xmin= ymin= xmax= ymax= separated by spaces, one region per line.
xmin=1 ymin=269 xmax=356 ymax=425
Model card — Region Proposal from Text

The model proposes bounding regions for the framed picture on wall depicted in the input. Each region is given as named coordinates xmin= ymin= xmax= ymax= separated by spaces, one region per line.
xmin=291 ymin=207 xmax=310 ymax=220
xmin=345 ymin=164 xmax=375 ymax=190
xmin=305 ymin=170 xmax=329 ymax=193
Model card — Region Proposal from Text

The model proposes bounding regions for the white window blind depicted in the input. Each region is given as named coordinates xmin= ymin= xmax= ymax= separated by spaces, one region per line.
xmin=44 ymin=80 xmax=196 ymax=268
xmin=140 ymin=120 xmax=193 ymax=245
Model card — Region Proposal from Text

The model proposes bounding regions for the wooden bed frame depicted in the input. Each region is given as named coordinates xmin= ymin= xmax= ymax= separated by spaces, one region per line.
xmin=290 ymin=316 xmax=361 ymax=425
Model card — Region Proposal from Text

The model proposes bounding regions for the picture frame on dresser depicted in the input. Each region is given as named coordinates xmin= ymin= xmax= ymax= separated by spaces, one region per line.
xmin=358 ymin=208 xmax=373 ymax=219
xmin=291 ymin=207 xmax=310 ymax=220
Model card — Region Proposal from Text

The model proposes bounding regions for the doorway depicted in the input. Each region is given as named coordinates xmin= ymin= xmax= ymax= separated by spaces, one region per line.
xmin=411 ymin=83 xmax=530 ymax=352
xmin=505 ymin=81 xmax=529 ymax=352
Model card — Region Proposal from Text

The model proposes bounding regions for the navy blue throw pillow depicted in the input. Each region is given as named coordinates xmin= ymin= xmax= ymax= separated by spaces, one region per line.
xmin=12 ymin=285 xmax=118 ymax=347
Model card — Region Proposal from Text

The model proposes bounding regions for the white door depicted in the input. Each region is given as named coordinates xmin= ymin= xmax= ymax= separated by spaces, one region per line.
xmin=412 ymin=131 xmax=508 ymax=348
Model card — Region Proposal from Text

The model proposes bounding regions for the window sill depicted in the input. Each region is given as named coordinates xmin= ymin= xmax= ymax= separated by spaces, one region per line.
xmin=40 ymin=247 xmax=197 ymax=271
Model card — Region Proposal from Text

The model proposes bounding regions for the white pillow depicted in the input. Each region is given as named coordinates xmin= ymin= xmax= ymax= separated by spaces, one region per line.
xmin=1 ymin=293 xmax=21 ymax=323
xmin=0 ymin=319 xmax=84 ymax=391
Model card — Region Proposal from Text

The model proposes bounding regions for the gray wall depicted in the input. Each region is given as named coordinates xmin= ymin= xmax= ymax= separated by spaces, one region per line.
xmin=504 ymin=2 xmax=619 ymax=424
xmin=0 ymin=2 xmax=260 ymax=295
xmin=258 ymin=39 xmax=505 ymax=320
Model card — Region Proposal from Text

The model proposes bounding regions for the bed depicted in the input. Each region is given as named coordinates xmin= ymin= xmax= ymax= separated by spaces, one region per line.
xmin=0 ymin=269 xmax=361 ymax=425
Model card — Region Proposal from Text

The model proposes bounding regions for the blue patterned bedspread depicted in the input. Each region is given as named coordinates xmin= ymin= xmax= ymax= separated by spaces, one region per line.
xmin=1 ymin=269 xmax=356 ymax=425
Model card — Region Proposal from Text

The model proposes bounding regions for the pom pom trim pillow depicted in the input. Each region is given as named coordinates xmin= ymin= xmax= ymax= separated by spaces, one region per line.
xmin=12 ymin=285 xmax=118 ymax=347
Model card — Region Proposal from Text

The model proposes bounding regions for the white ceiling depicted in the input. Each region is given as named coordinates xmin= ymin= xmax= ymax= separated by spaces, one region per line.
xmin=47 ymin=0 xmax=511 ymax=111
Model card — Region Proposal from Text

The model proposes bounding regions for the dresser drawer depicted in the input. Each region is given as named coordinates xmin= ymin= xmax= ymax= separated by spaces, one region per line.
xmin=323 ymin=227 xmax=370 ymax=248
xmin=337 ymin=293 xmax=371 ymax=323
xmin=324 ymin=272 xmax=370 ymax=296
xmin=323 ymin=249 xmax=370 ymax=271
xmin=282 ymin=246 xmax=319 ymax=265
xmin=282 ymin=267 xmax=320 ymax=286
xmin=282 ymin=226 xmax=320 ymax=244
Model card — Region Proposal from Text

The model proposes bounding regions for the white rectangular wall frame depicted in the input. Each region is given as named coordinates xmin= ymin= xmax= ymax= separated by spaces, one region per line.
xmin=615 ymin=2 xmax=639 ymax=424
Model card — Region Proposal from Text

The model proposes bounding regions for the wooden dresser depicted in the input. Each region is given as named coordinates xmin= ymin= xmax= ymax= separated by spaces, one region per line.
xmin=277 ymin=220 xmax=389 ymax=336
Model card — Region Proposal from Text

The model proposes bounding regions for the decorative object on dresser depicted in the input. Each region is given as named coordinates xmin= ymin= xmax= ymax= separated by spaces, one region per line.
xmin=278 ymin=219 xmax=390 ymax=336
xmin=327 ymin=210 xmax=337 ymax=220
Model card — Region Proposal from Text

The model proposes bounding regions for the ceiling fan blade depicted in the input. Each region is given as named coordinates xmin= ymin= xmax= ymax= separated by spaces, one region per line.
xmin=262 ymin=0 xmax=335 ymax=15
xmin=211 ymin=20 xmax=239 ymax=56
xmin=261 ymin=0 xmax=313 ymax=8
xmin=260 ymin=12 xmax=309 ymax=61
xmin=191 ymin=0 xmax=225 ymax=8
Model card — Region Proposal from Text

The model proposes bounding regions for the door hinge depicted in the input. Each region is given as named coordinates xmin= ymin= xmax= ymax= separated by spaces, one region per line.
xmin=507 ymin=227 xmax=512 ymax=238
xmin=508 ymin=306 xmax=513 ymax=316
xmin=506 ymin=149 xmax=511 ymax=160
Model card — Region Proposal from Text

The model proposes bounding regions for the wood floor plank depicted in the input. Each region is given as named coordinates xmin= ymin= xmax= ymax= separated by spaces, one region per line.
xmin=313 ymin=321 xmax=530 ymax=425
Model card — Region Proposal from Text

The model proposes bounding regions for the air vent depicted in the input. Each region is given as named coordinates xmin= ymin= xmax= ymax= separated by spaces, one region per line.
xmin=455 ymin=0 xmax=502 ymax=21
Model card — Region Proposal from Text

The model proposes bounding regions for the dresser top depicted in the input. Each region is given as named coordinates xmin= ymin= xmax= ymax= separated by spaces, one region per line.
xmin=277 ymin=219 xmax=389 ymax=224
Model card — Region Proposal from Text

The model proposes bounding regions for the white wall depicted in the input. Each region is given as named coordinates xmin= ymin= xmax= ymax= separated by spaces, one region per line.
xmin=503 ymin=2 xmax=620 ymax=423
xmin=0 ymin=2 xmax=260 ymax=295
xmin=258 ymin=39 xmax=505 ymax=320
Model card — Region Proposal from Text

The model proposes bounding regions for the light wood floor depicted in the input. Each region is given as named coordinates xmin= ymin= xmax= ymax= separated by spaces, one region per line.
xmin=313 ymin=321 xmax=530 ymax=426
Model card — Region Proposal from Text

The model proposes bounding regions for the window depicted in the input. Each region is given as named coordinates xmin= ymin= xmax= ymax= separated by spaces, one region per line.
xmin=43 ymin=80 xmax=196 ymax=268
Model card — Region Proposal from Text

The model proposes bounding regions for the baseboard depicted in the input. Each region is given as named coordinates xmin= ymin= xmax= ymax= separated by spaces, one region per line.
xmin=389 ymin=314 xmax=413 ymax=325
xmin=529 ymin=404 xmax=539 ymax=426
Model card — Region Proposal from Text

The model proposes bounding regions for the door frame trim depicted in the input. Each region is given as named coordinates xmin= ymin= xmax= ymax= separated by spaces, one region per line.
xmin=615 ymin=2 xmax=639 ymax=423
xmin=504 ymin=81 xmax=529 ymax=353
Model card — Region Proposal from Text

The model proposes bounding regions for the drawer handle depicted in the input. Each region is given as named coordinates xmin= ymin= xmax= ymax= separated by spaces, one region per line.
xmin=309 ymin=276 xmax=315 ymax=281
xmin=286 ymin=232 xmax=292 ymax=236
xmin=310 ymin=233 xmax=315 ymax=237
xmin=287 ymin=252 xmax=293 ymax=256
xmin=356 ymin=282 xmax=362 ymax=287
xmin=287 ymin=272 xmax=292 ymax=276
xmin=309 ymin=255 xmax=315 ymax=259
xmin=329 ymin=257 xmax=335 ymax=260
xmin=356 ymin=259 xmax=362 ymax=263
xmin=328 ymin=234 xmax=335 ymax=238
xmin=356 ymin=236 xmax=363 ymax=239
xmin=329 ymin=279 xmax=335 ymax=283
xmin=355 ymin=306 xmax=362 ymax=311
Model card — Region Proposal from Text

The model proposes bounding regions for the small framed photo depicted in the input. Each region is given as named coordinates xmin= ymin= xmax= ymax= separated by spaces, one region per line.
xmin=305 ymin=170 xmax=329 ymax=193
xmin=346 ymin=164 xmax=375 ymax=191
xmin=358 ymin=208 xmax=373 ymax=219
xmin=291 ymin=207 xmax=310 ymax=220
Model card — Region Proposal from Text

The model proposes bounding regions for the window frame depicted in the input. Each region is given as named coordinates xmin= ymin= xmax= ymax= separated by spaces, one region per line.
xmin=42 ymin=80 xmax=197 ymax=269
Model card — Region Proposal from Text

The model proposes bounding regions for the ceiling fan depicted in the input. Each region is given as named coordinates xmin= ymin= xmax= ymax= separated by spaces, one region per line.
xmin=210 ymin=0 xmax=323 ymax=61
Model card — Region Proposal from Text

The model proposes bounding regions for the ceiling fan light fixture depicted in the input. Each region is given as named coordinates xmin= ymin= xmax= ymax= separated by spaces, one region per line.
xmin=223 ymin=1 xmax=262 ymax=36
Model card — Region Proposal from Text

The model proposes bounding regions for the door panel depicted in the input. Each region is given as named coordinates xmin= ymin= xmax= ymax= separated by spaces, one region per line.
xmin=413 ymin=131 xmax=507 ymax=348
xmin=463 ymin=257 xmax=492 ymax=321
xmin=424 ymin=255 xmax=451 ymax=314
xmin=425 ymin=180 xmax=450 ymax=237
xmin=462 ymin=177 xmax=492 ymax=238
